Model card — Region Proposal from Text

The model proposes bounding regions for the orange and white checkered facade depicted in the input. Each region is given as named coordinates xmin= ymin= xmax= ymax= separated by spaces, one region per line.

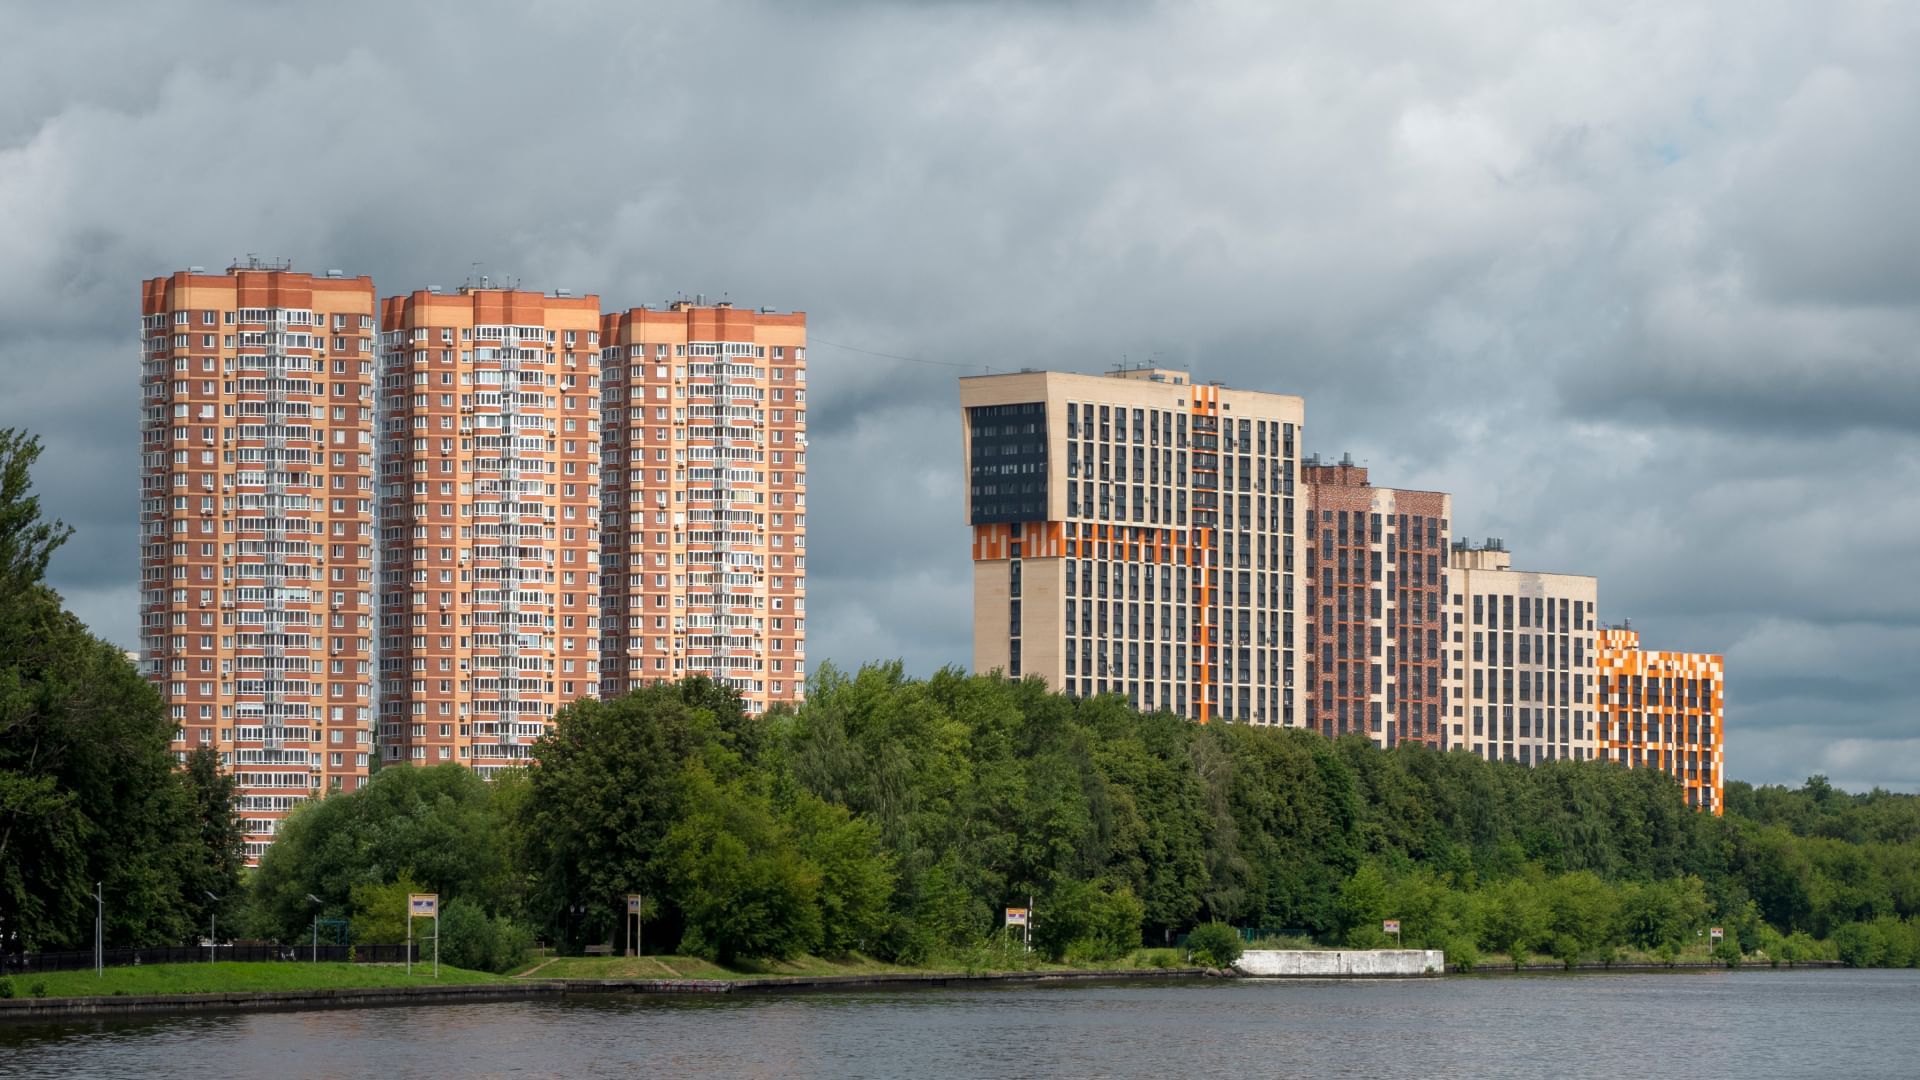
xmin=1595 ymin=627 xmax=1724 ymax=814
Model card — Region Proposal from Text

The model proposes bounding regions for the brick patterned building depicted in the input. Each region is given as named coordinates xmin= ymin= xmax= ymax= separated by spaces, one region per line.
xmin=598 ymin=302 xmax=808 ymax=713
xmin=1302 ymin=456 xmax=1452 ymax=748
xmin=139 ymin=262 xmax=377 ymax=862
xmin=961 ymin=368 xmax=1305 ymax=725
xmin=376 ymin=285 xmax=602 ymax=775
xmin=1596 ymin=625 xmax=1724 ymax=814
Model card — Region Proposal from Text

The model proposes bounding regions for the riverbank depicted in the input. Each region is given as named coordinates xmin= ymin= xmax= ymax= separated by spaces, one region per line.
xmin=0 ymin=962 xmax=1211 ymax=1022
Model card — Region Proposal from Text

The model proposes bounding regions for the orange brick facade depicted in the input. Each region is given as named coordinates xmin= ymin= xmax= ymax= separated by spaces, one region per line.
xmin=376 ymin=287 xmax=602 ymax=775
xmin=1302 ymin=458 xmax=1452 ymax=749
xmin=1596 ymin=627 xmax=1725 ymax=814
xmin=139 ymin=264 xmax=377 ymax=862
xmin=598 ymin=303 xmax=807 ymax=713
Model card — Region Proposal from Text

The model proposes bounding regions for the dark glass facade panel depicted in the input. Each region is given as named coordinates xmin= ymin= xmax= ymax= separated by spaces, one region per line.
xmin=969 ymin=402 xmax=1048 ymax=524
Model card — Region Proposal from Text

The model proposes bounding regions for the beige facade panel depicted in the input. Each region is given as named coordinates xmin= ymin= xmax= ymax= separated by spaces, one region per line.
xmin=961 ymin=368 xmax=1305 ymax=726
xmin=1447 ymin=543 xmax=1598 ymax=765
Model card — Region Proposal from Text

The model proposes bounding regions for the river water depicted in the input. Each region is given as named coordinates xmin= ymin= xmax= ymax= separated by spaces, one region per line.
xmin=2 ymin=969 xmax=1914 ymax=1078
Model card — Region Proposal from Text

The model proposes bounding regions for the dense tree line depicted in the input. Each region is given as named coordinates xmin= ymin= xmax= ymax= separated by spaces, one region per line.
xmin=0 ymin=431 xmax=244 ymax=957
xmin=243 ymin=662 xmax=1920 ymax=971
xmin=5 ymin=422 xmax=1919 ymax=971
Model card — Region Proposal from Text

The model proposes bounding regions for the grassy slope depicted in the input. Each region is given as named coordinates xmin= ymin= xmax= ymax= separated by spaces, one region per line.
xmin=8 ymin=961 xmax=509 ymax=1001
xmin=527 ymin=949 xmax=1189 ymax=981
xmin=5 ymin=949 xmax=1193 ymax=1001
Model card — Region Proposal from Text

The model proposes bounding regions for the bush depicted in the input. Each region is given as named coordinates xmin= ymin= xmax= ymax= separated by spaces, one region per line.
xmin=1031 ymin=879 xmax=1145 ymax=963
xmin=1444 ymin=937 xmax=1479 ymax=973
xmin=1833 ymin=922 xmax=1887 ymax=968
xmin=439 ymin=897 xmax=534 ymax=974
xmin=0 ymin=976 xmax=14 ymax=998
xmin=349 ymin=873 xmax=424 ymax=947
xmin=29 ymin=981 xmax=47 ymax=999
xmin=1186 ymin=922 xmax=1243 ymax=969
xmin=1713 ymin=939 xmax=1742 ymax=968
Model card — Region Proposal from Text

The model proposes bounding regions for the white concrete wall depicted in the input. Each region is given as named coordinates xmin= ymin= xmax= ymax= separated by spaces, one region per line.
xmin=1235 ymin=949 xmax=1445 ymax=977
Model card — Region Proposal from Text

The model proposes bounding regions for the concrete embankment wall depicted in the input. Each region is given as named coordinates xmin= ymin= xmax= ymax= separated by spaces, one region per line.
xmin=1236 ymin=949 xmax=1445 ymax=977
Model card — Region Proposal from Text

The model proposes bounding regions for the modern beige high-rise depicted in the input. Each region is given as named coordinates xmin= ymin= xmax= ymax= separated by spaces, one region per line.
xmin=1447 ymin=540 xmax=1598 ymax=764
xmin=598 ymin=302 xmax=808 ymax=713
xmin=376 ymin=285 xmax=602 ymax=776
xmin=139 ymin=261 xmax=377 ymax=862
xmin=1301 ymin=455 xmax=1453 ymax=749
xmin=961 ymin=368 xmax=1305 ymax=725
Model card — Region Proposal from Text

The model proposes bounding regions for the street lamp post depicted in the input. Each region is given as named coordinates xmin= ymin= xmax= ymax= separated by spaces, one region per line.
xmin=307 ymin=895 xmax=324 ymax=963
xmin=204 ymin=891 xmax=222 ymax=964
xmin=91 ymin=882 xmax=103 ymax=978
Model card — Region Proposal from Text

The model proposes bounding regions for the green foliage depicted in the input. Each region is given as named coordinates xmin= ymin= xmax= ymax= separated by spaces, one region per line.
xmin=28 ymin=981 xmax=46 ymax=998
xmin=1617 ymin=877 xmax=1708 ymax=951
xmin=664 ymin=766 xmax=824 ymax=964
xmin=521 ymin=679 xmax=749 ymax=952
xmin=253 ymin=764 xmax=522 ymax=944
xmin=1185 ymin=921 xmax=1244 ymax=968
xmin=785 ymin=793 xmax=896 ymax=956
xmin=1444 ymin=936 xmax=1480 ymax=972
xmin=1032 ymin=878 xmax=1145 ymax=962
xmin=0 ymin=429 xmax=233 ymax=953
xmin=349 ymin=874 xmax=423 ymax=946
xmin=0 ymin=976 xmax=13 ymax=998
xmin=1478 ymin=878 xmax=1548 ymax=967
xmin=438 ymin=897 xmax=533 ymax=974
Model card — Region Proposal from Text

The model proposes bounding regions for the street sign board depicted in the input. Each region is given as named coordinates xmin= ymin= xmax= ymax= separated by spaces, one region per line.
xmin=1006 ymin=908 xmax=1029 ymax=927
xmin=627 ymin=894 xmax=644 ymax=915
xmin=409 ymin=894 xmax=438 ymax=917
xmin=1710 ymin=927 xmax=1724 ymax=940
xmin=1383 ymin=919 xmax=1401 ymax=934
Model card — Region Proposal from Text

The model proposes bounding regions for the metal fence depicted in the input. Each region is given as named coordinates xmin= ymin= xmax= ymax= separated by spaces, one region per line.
xmin=1 ymin=942 xmax=419 ymax=974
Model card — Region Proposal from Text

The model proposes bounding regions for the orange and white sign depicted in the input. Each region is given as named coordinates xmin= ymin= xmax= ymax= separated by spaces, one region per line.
xmin=627 ymin=895 xmax=644 ymax=915
xmin=409 ymin=894 xmax=439 ymax=917
xmin=1710 ymin=927 xmax=1724 ymax=940
xmin=1006 ymin=908 xmax=1029 ymax=927
xmin=1383 ymin=919 xmax=1401 ymax=934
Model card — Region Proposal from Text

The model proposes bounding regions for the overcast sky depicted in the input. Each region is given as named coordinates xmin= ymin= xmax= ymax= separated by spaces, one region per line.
xmin=3 ymin=0 xmax=1915 ymax=791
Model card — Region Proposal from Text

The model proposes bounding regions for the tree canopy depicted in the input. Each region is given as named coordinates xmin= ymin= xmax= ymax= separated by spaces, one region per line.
xmin=0 ymin=429 xmax=242 ymax=955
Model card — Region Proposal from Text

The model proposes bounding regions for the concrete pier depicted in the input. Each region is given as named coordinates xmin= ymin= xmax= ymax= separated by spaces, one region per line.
xmin=1235 ymin=949 xmax=1445 ymax=977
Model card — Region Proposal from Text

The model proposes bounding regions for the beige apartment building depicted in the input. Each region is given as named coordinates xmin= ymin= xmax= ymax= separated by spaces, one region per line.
xmin=139 ymin=261 xmax=377 ymax=862
xmin=1447 ymin=540 xmax=1598 ymax=764
xmin=376 ymin=285 xmax=602 ymax=776
xmin=1302 ymin=455 xmax=1453 ymax=749
xmin=961 ymin=367 xmax=1305 ymax=725
xmin=598 ymin=302 xmax=808 ymax=713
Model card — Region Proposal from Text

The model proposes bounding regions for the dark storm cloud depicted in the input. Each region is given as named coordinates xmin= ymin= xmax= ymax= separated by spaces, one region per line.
xmin=3 ymin=0 xmax=1917 ymax=788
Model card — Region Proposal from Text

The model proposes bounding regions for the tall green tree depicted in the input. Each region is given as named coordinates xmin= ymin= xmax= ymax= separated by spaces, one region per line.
xmin=0 ymin=428 xmax=210 ymax=952
xmin=252 ymin=763 xmax=521 ymax=940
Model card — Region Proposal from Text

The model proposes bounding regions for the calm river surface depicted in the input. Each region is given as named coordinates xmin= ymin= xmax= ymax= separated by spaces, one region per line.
xmin=2 ymin=969 xmax=1915 ymax=1078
